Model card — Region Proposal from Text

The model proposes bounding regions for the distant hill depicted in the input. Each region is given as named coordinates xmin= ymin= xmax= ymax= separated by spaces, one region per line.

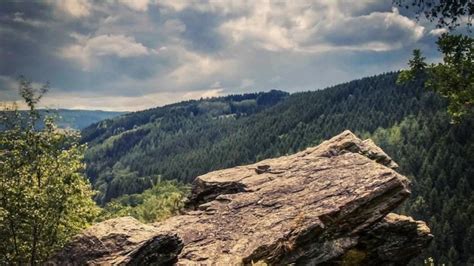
xmin=43 ymin=109 xmax=126 ymax=130
xmin=81 ymin=73 xmax=474 ymax=264
xmin=1 ymin=109 xmax=125 ymax=131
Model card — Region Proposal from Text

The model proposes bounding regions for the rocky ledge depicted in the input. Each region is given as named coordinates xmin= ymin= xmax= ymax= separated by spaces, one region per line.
xmin=49 ymin=130 xmax=432 ymax=265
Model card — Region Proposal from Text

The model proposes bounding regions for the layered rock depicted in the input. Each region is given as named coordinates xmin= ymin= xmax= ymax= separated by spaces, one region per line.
xmin=48 ymin=217 xmax=183 ymax=265
xmin=50 ymin=130 xmax=432 ymax=265
xmin=335 ymin=213 xmax=433 ymax=265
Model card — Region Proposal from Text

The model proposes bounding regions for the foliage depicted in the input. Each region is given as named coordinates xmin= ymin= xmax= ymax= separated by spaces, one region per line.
xmin=394 ymin=0 xmax=473 ymax=29
xmin=369 ymin=113 xmax=474 ymax=264
xmin=0 ymin=77 xmax=99 ymax=264
xmin=398 ymin=34 xmax=474 ymax=122
xmin=392 ymin=10 xmax=473 ymax=264
xmin=398 ymin=49 xmax=428 ymax=82
xmin=98 ymin=180 xmax=189 ymax=223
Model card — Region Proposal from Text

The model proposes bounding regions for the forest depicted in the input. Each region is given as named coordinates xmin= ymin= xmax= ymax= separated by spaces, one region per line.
xmin=81 ymin=72 xmax=474 ymax=264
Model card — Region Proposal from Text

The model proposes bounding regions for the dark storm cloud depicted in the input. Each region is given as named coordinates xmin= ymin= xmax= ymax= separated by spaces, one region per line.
xmin=318 ymin=8 xmax=423 ymax=50
xmin=0 ymin=0 xmax=443 ymax=111
xmin=0 ymin=1 xmax=97 ymax=91
xmin=177 ymin=9 xmax=226 ymax=53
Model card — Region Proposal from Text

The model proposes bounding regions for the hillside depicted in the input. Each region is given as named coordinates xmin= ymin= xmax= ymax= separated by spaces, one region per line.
xmin=81 ymin=90 xmax=290 ymax=202
xmin=81 ymin=72 xmax=474 ymax=264
xmin=41 ymin=109 xmax=126 ymax=130
xmin=82 ymin=73 xmax=434 ymax=203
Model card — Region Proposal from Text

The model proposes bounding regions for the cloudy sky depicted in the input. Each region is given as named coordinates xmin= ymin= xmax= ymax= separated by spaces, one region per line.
xmin=0 ymin=0 xmax=446 ymax=111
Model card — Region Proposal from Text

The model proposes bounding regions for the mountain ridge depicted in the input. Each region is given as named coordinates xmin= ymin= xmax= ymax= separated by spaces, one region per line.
xmin=82 ymin=72 xmax=436 ymax=203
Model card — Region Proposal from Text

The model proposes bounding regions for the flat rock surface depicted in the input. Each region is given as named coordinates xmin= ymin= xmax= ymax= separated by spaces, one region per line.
xmin=51 ymin=130 xmax=432 ymax=265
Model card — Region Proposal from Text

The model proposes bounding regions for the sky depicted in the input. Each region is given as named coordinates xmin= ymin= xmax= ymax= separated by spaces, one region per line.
xmin=0 ymin=0 xmax=447 ymax=111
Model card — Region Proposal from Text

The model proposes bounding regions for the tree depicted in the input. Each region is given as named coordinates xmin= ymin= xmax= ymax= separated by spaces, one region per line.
xmin=398 ymin=34 xmax=473 ymax=122
xmin=0 ymin=77 xmax=99 ymax=264
xmin=394 ymin=0 xmax=473 ymax=29
xmin=394 ymin=0 xmax=473 ymax=122
xmin=392 ymin=1 xmax=473 ymax=262
xmin=98 ymin=179 xmax=189 ymax=223
xmin=398 ymin=49 xmax=428 ymax=82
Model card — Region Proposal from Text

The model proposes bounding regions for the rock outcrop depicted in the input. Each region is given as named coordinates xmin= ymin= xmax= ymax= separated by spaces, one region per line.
xmin=50 ymin=130 xmax=432 ymax=265
xmin=48 ymin=217 xmax=183 ymax=265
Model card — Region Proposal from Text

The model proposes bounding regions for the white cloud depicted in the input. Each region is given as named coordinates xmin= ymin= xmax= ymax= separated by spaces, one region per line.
xmin=183 ymin=88 xmax=224 ymax=100
xmin=11 ymin=12 xmax=47 ymax=27
xmin=307 ymin=7 xmax=425 ymax=52
xmin=40 ymin=91 xmax=177 ymax=111
xmin=219 ymin=3 xmax=424 ymax=53
xmin=81 ymin=34 xmax=150 ymax=57
xmin=118 ymin=0 xmax=150 ymax=12
xmin=15 ymin=88 xmax=226 ymax=111
xmin=48 ymin=0 xmax=150 ymax=17
xmin=60 ymin=34 xmax=154 ymax=70
xmin=50 ymin=0 xmax=92 ymax=18
xmin=1 ymin=82 xmax=224 ymax=111
xmin=240 ymin=78 xmax=255 ymax=88
xmin=155 ymin=0 xmax=190 ymax=12
xmin=156 ymin=0 xmax=254 ymax=14
xmin=429 ymin=28 xmax=448 ymax=36
xmin=3 ymin=0 xmax=440 ymax=111
xmin=160 ymin=47 xmax=237 ymax=89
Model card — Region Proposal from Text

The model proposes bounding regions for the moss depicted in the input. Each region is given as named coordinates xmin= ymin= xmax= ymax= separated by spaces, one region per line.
xmin=340 ymin=248 xmax=367 ymax=266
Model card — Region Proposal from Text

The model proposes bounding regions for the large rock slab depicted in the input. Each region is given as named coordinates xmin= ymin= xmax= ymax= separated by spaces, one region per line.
xmin=51 ymin=130 xmax=432 ymax=265
xmin=154 ymin=130 xmax=427 ymax=264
